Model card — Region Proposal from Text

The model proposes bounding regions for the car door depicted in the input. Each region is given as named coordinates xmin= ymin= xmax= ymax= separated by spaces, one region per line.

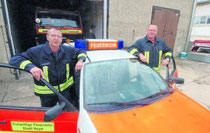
xmin=0 ymin=64 xmax=78 ymax=133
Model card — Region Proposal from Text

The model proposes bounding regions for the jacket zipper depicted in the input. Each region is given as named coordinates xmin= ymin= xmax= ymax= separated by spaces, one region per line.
xmin=53 ymin=54 xmax=61 ymax=92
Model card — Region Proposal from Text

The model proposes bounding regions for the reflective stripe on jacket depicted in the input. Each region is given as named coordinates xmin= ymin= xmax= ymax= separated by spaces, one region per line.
xmin=10 ymin=42 xmax=86 ymax=95
xmin=128 ymin=36 xmax=172 ymax=73
xmin=34 ymin=63 xmax=73 ymax=94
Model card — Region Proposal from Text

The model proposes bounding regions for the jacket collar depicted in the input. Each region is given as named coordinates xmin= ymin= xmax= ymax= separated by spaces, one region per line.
xmin=144 ymin=36 xmax=159 ymax=43
xmin=43 ymin=42 xmax=63 ymax=55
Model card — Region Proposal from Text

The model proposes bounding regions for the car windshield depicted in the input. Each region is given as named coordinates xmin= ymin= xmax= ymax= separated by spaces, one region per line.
xmin=38 ymin=11 xmax=81 ymax=28
xmin=40 ymin=18 xmax=78 ymax=27
xmin=83 ymin=58 xmax=170 ymax=112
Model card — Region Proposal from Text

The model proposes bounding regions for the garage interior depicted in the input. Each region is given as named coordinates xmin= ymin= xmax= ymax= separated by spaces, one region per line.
xmin=1 ymin=0 xmax=104 ymax=55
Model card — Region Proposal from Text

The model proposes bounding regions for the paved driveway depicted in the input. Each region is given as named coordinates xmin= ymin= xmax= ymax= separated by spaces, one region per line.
xmin=161 ymin=57 xmax=210 ymax=110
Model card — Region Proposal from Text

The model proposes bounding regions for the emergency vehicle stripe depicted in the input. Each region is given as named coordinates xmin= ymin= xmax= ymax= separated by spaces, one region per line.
xmin=43 ymin=66 xmax=49 ymax=82
xmin=34 ymin=63 xmax=73 ymax=94
xmin=19 ymin=60 xmax=32 ymax=69
xmin=38 ymin=29 xmax=48 ymax=33
xmin=129 ymin=48 xmax=138 ymax=55
xmin=38 ymin=29 xmax=82 ymax=34
xmin=61 ymin=29 xmax=82 ymax=33
xmin=152 ymin=50 xmax=162 ymax=73
xmin=34 ymin=76 xmax=74 ymax=94
xmin=164 ymin=52 xmax=172 ymax=57
xmin=77 ymin=53 xmax=87 ymax=58
xmin=144 ymin=51 xmax=150 ymax=64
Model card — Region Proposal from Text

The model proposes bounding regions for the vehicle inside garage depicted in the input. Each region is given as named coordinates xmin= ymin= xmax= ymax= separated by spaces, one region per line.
xmin=1 ymin=0 xmax=104 ymax=54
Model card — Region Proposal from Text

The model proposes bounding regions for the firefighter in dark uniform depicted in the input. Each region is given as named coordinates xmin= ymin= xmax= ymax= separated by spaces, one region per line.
xmin=9 ymin=27 xmax=86 ymax=107
xmin=128 ymin=24 xmax=172 ymax=73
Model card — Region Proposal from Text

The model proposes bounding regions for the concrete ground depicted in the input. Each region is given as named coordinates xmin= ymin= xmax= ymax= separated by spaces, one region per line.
xmin=0 ymin=57 xmax=210 ymax=110
xmin=0 ymin=70 xmax=40 ymax=107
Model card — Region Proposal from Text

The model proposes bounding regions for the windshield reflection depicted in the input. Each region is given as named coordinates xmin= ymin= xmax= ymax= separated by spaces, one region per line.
xmin=40 ymin=18 xmax=79 ymax=27
xmin=84 ymin=59 xmax=170 ymax=112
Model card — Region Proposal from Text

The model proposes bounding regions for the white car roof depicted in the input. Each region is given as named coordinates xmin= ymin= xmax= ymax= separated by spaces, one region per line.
xmin=86 ymin=50 xmax=136 ymax=62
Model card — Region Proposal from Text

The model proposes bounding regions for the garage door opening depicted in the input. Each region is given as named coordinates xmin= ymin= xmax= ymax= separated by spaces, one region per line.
xmin=1 ymin=0 xmax=104 ymax=55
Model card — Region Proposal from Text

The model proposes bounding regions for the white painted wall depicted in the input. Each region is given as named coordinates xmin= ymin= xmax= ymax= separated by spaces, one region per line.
xmin=191 ymin=3 xmax=210 ymax=41
xmin=195 ymin=4 xmax=210 ymax=16
xmin=192 ymin=27 xmax=210 ymax=36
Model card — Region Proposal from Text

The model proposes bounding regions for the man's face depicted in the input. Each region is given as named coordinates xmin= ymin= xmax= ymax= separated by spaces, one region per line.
xmin=146 ymin=25 xmax=157 ymax=39
xmin=46 ymin=29 xmax=62 ymax=47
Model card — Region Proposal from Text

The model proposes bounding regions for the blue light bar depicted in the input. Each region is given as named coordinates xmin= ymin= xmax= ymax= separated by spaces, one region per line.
xmin=74 ymin=40 xmax=88 ymax=49
xmin=118 ymin=40 xmax=124 ymax=49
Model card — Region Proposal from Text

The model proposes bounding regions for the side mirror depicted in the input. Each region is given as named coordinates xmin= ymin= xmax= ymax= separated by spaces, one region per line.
xmin=44 ymin=102 xmax=65 ymax=122
xmin=170 ymin=77 xmax=184 ymax=84
xmin=166 ymin=55 xmax=185 ymax=85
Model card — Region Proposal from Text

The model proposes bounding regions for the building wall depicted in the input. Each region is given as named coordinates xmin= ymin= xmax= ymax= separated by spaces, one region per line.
xmin=0 ymin=2 xmax=13 ymax=79
xmin=108 ymin=0 xmax=194 ymax=56
xmin=0 ymin=2 xmax=10 ymax=63
xmin=190 ymin=2 xmax=210 ymax=41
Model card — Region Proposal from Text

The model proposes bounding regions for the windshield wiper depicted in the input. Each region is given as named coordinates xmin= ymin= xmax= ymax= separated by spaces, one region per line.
xmin=88 ymin=101 xmax=150 ymax=106
xmin=88 ymin=102 xmax=124 ymax=106
xmin=41 ymin=24 xmax=53 ymax=26
xmin=88 ymin=91 xmax=172 ymax=108
xmin=147 ymin=90 xmax=172 ymax=99
xmin=60 ymin=25 xmax=77 ymax=28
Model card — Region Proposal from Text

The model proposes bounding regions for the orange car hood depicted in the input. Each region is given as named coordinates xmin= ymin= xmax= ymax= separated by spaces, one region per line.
xmin=88 ymin=90 xmax=210 ymax=133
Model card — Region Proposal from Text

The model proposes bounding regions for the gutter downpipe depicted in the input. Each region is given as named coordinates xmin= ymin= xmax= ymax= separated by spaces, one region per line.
xmin=3 ymin=0 xmax=20 ymax=79
xmin=103 ymin=0 xmax=107 ymax=39
xmin=184 ymin=0 xmax=197 ymax=52
xmin=3 ymin=0 xmax=16 ymax=56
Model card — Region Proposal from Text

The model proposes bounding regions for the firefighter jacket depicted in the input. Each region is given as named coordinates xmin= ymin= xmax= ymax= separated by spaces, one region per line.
xmin=128 ymin=36 xmax=172 ymax=72
xmin=9 ymin=42 xmax=87 ymax=96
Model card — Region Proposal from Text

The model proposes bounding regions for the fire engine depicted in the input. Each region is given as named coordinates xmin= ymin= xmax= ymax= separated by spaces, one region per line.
xmin=35 ymin=8 xmax=83 ymax=45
